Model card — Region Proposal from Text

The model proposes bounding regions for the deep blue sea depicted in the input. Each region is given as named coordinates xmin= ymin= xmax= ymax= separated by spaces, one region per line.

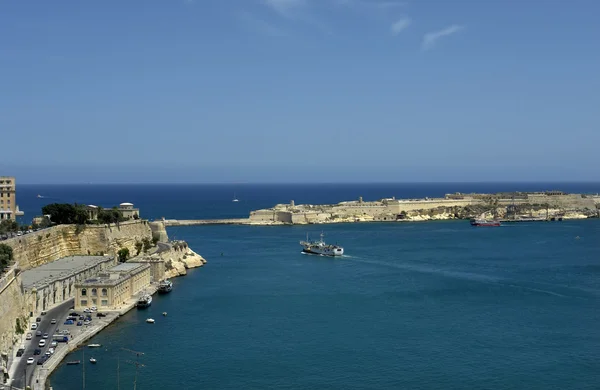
xmin=16 ymin=183 xmax=600 ymax=389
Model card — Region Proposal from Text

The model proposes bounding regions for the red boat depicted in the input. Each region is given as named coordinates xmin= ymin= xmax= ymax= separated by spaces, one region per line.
xmin=470 ymin=219 xmax=501 ymax=227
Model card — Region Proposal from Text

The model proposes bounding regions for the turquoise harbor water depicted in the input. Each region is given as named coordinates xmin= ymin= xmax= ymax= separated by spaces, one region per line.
xmin=47 ymin=218 xmax=600 ymax=389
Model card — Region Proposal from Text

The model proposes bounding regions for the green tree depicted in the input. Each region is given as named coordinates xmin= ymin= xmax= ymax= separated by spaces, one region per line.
xmin=135 ymin=241 xmax=143 ymax=256
xmin=0 ymin=243 xmax=14 ymax=271
xmin=117 ymin=248 xmax=130 ymax=263
xmin=142 ymin=237 xmax=152 ymax=253
xmin=42 ymin=203 xmax=89 ymax=225
xmin=0 ymin=220 xmax=18 ymax=234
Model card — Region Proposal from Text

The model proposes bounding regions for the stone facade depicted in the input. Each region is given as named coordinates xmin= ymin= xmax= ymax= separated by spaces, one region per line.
xmin=74 ymin=262 xmax=151 ymax=311
xmin=20 ymin=255 xmax=116 ymax=314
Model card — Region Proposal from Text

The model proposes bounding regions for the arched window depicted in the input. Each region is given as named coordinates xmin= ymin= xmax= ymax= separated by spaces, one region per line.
xmin=81 ymin=288 xmax=87 ymax=296
xmin=92 ymin=288 xmax=97 ymax=296
xmin=102 ymin=288 xmax=107 ymax=296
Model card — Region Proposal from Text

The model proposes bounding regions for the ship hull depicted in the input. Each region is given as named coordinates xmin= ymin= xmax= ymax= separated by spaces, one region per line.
xmin=302 ymin=248 xmax=344 ymax=257
xmin=470 ymin=220 xmax=501 ymax=227
xmin=137 ymin=296 xmax=153 ymax=308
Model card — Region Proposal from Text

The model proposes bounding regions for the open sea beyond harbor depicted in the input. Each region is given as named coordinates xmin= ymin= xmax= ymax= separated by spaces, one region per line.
xmin=15 ymin=183 xmax=600 ymax=389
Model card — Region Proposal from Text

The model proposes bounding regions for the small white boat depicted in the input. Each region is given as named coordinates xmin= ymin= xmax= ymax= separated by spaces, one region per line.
xmin=88 ymin=344 xmax=101 ymax=348
xmin=162 ymin=312 xmax=167 ymax=316
xmin=146 ymin=318 xmax=155 ymax=323
xmin=232 ymin=193 xmax=239 ymax=202
xmin=89 ymin=358 xmax=97 ymax=364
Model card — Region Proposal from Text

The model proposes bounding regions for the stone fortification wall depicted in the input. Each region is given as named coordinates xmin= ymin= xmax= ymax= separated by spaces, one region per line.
xmin=4 ymin=220 xmax=152 ymax=270
xmin=149 ymin=221 xmax=169 ymax=243
xmin=0 ymin=269 xmax=29 ymax=374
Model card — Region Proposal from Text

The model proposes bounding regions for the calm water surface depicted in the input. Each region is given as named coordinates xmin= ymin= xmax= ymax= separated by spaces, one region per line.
xmin=49 ymin=219 xmax=600 ymax=389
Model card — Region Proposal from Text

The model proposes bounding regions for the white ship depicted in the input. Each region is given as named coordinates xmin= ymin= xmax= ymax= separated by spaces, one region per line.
xmin=300 ymin=233 xmax=344 ymax=257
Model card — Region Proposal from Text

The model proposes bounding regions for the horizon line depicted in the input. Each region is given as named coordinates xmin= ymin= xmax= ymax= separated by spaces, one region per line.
xmin=15 ymin=180 xmax=600 ymax=186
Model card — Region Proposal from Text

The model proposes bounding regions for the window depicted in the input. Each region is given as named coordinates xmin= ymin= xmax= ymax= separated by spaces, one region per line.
xmin=81 ymin=288 xmax=87 ymax=296
xmin=101 ymin=288 xmax=107 ymax=296
xmin=81 ymin=299 xmax=87 ymax=306
xmin=101 ymin=300 xmax=108 ymax=306
xmin=91 ymin=288 xmax=97 ymax=296
xmin=92 ymin=298 xmax=97 ymax=304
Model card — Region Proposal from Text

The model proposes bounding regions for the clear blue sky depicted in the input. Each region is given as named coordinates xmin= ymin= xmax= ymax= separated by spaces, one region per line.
xmin=1 ymin=0 xmax=599 ymax=184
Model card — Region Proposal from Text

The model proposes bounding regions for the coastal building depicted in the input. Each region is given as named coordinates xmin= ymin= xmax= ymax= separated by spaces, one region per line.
xmin=74 ymin=262 xmax=151 ymax=310
xmin=0 ymin=176 xmax=23 ymax=221
xmin=118 ymin=202 xmax=140 ymax=220
xmin=20 ymin=255 xmax=117 ymax=314
xmin=86 ymin=205 xmax=99 ymax=221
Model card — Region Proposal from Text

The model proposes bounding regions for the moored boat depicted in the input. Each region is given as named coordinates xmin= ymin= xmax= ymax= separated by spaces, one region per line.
xmin=89 ymin=357 xmax=97 ymax=364
xmin=88 ymin=344 xmax=101 ymax=348
xmin=136 ymin=294 xmax=152 ymax=308
xmin=146 ymin=318 xmax=155 ymax=323
xmin=158 ymin=279 xmax=173 ymax=294
xmin=66 ymin=360 xmax=81 ymax=365
xmin=470 ymin=219 xmax=501 ymax=227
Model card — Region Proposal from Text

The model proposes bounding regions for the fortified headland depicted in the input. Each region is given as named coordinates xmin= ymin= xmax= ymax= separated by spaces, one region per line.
xmin=164 ymin=191 xmax=600 ymax=226
xmin=0 ymin=219 xmax=206 ymax=390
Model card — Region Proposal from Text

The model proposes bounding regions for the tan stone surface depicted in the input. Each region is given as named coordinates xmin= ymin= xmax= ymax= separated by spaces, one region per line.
xmin=4 ymin=221 xmax=153 ymax=270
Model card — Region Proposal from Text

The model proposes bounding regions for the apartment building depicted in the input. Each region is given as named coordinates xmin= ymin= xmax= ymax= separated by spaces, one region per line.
xmin=0 ymin=176 xmax=22 ymax=221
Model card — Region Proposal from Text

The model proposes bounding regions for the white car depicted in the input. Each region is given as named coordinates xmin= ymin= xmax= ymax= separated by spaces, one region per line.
xmin=26 ymin=357 xmax=34 ymax=365
xmin=31 ymin=323 xmax=38 ymax=330
xmin=26 ymin=333 xmax=32 ymax=340
xmin=50 ymin=341 xmax=57 ymax=347
xmin=50 ymin=319 xmax=57 ymax=324
xmin=49 ymin=347 xmax=55 ymax=354
xmin=38 ymin=340 xmax=46 ymax=348
xmin=90 ymin=306 xmax=97 ymax=312
xmin=83 ymin=308 xmax=91 ymax=313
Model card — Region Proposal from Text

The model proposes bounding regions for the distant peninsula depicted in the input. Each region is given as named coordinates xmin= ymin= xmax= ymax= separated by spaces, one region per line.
xmin=164 ymin=190 xmax=600 ymax=226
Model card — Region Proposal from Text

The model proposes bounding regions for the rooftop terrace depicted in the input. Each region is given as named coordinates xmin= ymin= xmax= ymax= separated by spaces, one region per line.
xmin=20 ymin=255 xmax=114 ymax=290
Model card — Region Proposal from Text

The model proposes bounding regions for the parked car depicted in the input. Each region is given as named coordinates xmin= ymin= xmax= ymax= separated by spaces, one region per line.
xmin=37 ymin=356 xmax=47 ymax=365
xmin=64 ymin=320 xmax=74 ymax=325
xmin=69 ymin=312 xmax=79 ymax=317
xmin=36 ymin=317 xmax=41 ymax=322
xmin=90 ymin=306 xmax=97 ymax=311
xmin=27 ymin=357 xmax=35 ymax=365
xmin=16 ymin=348 xmax=25 ymax=357
xmin=31 ymin=323 xmax=38 ymax=330
xmin=50 ymin=341 xmax=58 ymax=347
xmin=48 ymin=347 xmax=55 ymax=354
xmin=78 ymin=316 xmax=84 ymax=321
xmin=41 ymin=311 xmax=47 ymax=315
xmin=83 ymin=320 xmax=91 ymax=326
xmin=77 ymin=321 xmax=83 ymax=326
xmin=97 ymin=313 xmax=106 ymax=318
xmin=26 ymin=332 xmax=32 ymax=340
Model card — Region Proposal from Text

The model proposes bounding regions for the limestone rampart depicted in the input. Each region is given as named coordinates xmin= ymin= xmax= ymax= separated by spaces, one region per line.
xmin=4 ymin=220 xmax=152 ymax=271
xmin=0 ymin=270 xmax=29 ymax=376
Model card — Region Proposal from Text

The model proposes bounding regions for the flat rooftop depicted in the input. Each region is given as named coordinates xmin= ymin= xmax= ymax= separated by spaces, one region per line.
xmin=110 ymin=262 xmax=144 ymax=272
xmin=77 ymin=262 xmax=150 ymax=287
xmin=21 ymin=255 xmax=114 ymax=289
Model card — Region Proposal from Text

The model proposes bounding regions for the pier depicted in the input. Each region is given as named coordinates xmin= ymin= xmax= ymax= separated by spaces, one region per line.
xmin=163 ymin=218 xmax=251 ymax=227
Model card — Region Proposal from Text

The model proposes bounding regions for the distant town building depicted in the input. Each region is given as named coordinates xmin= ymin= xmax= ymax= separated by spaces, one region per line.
xmin=74 ymin=262 xmax=151 ymax=310
xmin=0 ymin=176 xmax=23 ymax=221
xmin=118 ymin=202 xmax=140 ymax=219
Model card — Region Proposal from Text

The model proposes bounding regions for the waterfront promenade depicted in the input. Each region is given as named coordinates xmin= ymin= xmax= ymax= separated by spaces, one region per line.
xmin=9 ymin=284 xmax=159 ymax=390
